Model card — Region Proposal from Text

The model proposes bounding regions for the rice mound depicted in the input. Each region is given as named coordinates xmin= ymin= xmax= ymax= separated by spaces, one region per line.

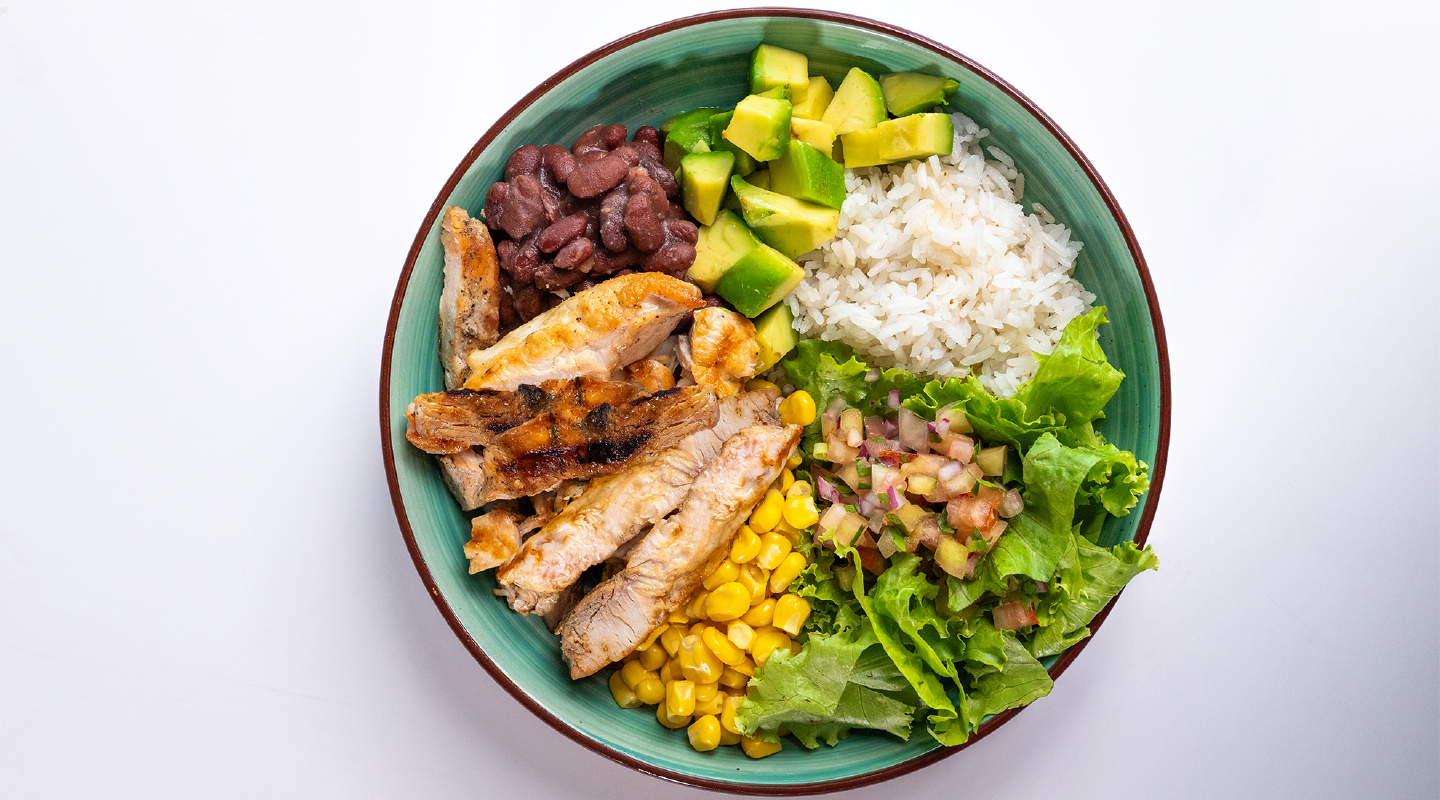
xmin=785 ymin=113 xmax=1094 ymax=398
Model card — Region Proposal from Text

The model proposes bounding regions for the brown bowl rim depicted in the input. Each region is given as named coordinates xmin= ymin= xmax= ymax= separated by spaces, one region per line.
xmin=379 ymin=7 xmax=1170 ymax=795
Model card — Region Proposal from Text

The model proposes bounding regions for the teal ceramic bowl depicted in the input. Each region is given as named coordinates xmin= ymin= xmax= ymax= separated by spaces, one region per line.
xmin=381 ymin=9 xmax=1169 ymax=794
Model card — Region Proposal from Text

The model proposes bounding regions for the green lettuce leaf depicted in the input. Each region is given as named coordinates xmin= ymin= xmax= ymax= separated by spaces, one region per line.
xmin=780 ymin=340 xmax=871 ymax=416
xmin=1030 ymin=539 xmax=1159 ymax=657
xmin=1013 ymin=307 xmax=1123 ymax=425
xmin=960 ymin=620 xmax=1055 ymax=732
xmin=988 ymin=432 xmax=1097 ymax=581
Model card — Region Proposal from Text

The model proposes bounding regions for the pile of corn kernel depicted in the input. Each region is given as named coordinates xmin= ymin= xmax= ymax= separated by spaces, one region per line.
xmin=607 ymin=387 xmax=820 ymax=757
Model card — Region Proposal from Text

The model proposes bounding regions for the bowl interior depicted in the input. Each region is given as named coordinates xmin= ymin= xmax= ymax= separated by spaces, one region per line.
xmin=384 ymin=12 xmax=1163 ymax=791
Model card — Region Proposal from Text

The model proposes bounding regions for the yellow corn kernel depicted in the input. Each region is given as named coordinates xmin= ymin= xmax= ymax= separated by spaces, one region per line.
xmin=782 ymin=390 xmax=817 ymax=426
xmin=769 ymin=551 xmax=808 ymax=594
xmin=636 ymin=623 xmax=668 ymax=653
xmin=619 ymin=660 xmax=654 ymax=689
xmin=703 ymin=626 xmax=747 ymax=666
xmin=751 ymin=629 xmax=797 ymax=666
xmin=704 ymin=582 xmax=752 ymax=622
xmin=637 ymin=643 xmax=667 ymax=672
xmin=634 ymin=676 xmax=665 ymax=706
xmin=665 ymin=679 xmax=696 ymax=717
xmin=773 ymin=594 xmax=812 ymax=636
xmin=741 ymin=736 xmax=783 ymax=758
xmin=684 ymin=589 xmax=710 ymax=619
xmin=729 ymin=656 xmax=756 ymax=677
xmin=622 ymin=651 xmax=638 ymax=664
xmin=755 ymin=531 xmax=793 ymax=570
xmin=678 ymin=635 xmax=723 ymax=683
xmin=745 ymin=378 xmax=779 ymax=393
xmin=689 ymin=621 xmax=710 ymax=638
xmin=742 ymin=598 xmax=776 ymax=628
xmin=718 ymin=666 xmax=750 ymax=690
xmin=782 ymin=495 xmax=820 ymax=528
xmin=694 ymin=681 xmax=719 ymax=703
xmin=730 ymin=526 xmax=762 ymax=564
xmin=659 ymin=625 xmax=685 ymax=658
xmin=737 ymin=563 xmax=769 ymax=605
xmin=608 ymin=672 xmax=642 ymax=709
xmin=688 ymin=714 xmax=722 ymax=752
xmin=695 ymin=688 xmax=725 ymax=717
xmin=721 ymin=693 xmax=745 ymax=734
xmin=748 ymin=489 xmax=784 ymax=533
xmin=775 ymin=516 xmax=803 ymax=545
xmin=668 ymin=608 xmax=691 ymax=625
xmin=780 ymin=469 xmax=796 ymax=495
xmin=703 ymin=558 xmax=740 ymax=590
xmin=657 ymin=704 xmax=691 ymax=729
xmin=659 ymin=658 xmax=679 ymax=684
xmin=786 ymin=480 xmax=812 ymax=499
xmin=786 ymin=451 xmax=803 ymax=469
xmin=720 ymin=728 xmax=743 ymax=746
xmin=727 ymin=619 xmax=756 ymax=651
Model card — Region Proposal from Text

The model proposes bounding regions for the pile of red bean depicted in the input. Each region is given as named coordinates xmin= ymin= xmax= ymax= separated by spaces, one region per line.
xmin=484 ymin=123 xmax=699 ymax=326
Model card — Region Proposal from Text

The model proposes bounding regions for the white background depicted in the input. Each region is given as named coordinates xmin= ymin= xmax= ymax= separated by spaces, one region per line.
xmin=2 ymin=1 xmax=1436 ymax=797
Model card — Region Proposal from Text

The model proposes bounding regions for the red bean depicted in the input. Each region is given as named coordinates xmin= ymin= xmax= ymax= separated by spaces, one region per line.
xmin=513 ymin=283 xmax=544 ymax=321
xmin=540 ymin=144 xmax=576 ymax=183
xmin=534 ymin=263 xmax=584 ymax=291
xmin=499 ymin=175 xmax=545 ymax=239
xmin=484 ymin=182 xmax=509 ymax=231
xmin=645 ymin=243 xmax=696 ymax=275
xmin=633 ymin=126 xmax=660 ymax=149
xmin=566 ymin=155 xmax=629 ymax=198
xmin=554 ymin=237 xmax=593 ymax=269
xmin=505 ymin=145 xmax=542 ymax=181
xmin=624 ymin=192 xmax=666 ymax=253
xmin=599 ymin=190 xmax=629 ymax=252
xmin=537 ymin=213 xmax=587 ymax=253
xmin=665 ymin=219 xmax=699 ymax=244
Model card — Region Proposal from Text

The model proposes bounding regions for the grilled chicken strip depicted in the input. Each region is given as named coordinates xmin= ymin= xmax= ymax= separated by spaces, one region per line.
xmin=406 ymin=379 xmax=640 ymax=454
xmin=689 ymin=308 xmax=759 ymax=397
xmin=463 ymin=273 xmax=704 ymax=391
xmin=497 ymin=389 xmax=781 ymax=615
xmin=438 ymin=206 xmax=502 ymax=390
xmin=480 ymin=385 xmax=718 ymax=503
xmin=557 ymin=423 xmax=801 ymax=679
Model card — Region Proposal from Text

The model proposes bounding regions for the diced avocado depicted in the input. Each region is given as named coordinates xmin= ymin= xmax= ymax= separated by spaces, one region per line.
xmin=714 ymin=241 xmax=805 ymax=318
xmin=661 ymin=108 xmax=719 ymax=173
xmin=839 ymin=113 xmax=955 ymax=168
xmin=879 ymin=73 xmax=960 ymax=117
xmin=790 ymin=75 xmax=834 ymax=121
xmin=680 ymin=151 xmax=735 ymax=226
xmin=687 ymin=209 xmax=760 ymax=292
xmin=730 ymin=175 xmax=839 ymax=259
xmin=747 ymin=169 xmax=771 ymax=190
xmin=790 ymin=118 xmax=836 ymax=152
xmin=749 ymin=44 xmax=809 ymax=96
xmin=820 ymin=68 xmax=887 ymax=135
xmin=879 ymin=113 xmax=954 ymax=162
xmin=707 ymin=112 xmax=757 ymax=176
xmin=722 ymin=94 xmax=794 ymax=162
xmin=768 ymin=139 xmax=845 ymax=210
xmin=756 ymin=86 xmax=791 ymax=101
xmin=753 ymin=302 xmax=798 ymax=370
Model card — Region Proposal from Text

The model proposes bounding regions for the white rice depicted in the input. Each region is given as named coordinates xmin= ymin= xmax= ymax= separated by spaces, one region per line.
xmin=785 ymin=113 xmax=1093 ymax=397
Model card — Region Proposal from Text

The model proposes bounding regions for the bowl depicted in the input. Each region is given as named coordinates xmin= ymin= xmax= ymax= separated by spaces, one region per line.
xmin=380 ymin=9 xmax=1169 ymax=794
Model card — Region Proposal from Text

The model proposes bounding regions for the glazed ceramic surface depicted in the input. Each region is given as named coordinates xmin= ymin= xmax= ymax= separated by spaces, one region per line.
xmin=381 ymin=10 xmax=1168 ymax=794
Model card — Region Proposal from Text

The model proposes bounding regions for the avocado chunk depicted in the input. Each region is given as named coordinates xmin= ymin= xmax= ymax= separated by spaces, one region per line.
xmin=680 ymin=151 xmax=736 ymax=226
xmin=714 ymin=242 xmax=805 ymax=318
xmin=747 ymin=169 xmax=771 ymax=190
xmin=768 ymin=139 xmax=846 ymax=210
xmin=661 ymin=108 xmax=719 ymax=173
xmin=790 ymin=75 xmax=834 ymax=121
xmin=730 ymin=175 xmax=839 ymax=259
xmin=879 ymin=73 xmax=960 ymax=116
xmin=752 ymin=302 xmax=798 ymax=371
xmin=722 ymin=94 xmax=794 ymax=162
xmin=687 ymin=209 xmax=761 ymax=292
xmin=790 ymin=118 xmax=836 ymax=152
xmin=749 ymin=44 xmax=809 ymax=96
xmin=839 ymin=113 xmax=955 ymax=168
xmin=820 ymin=68 xmax=887 ymax=135
xmin=756 ymin=86 xmax=791 ymax=101
xmin=707 ymin=112 xmax=757 ymax=176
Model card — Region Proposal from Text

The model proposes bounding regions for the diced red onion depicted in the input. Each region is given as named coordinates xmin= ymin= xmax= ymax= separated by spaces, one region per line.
xmin=897 ymin=408 xmax=928 ymax=452
xmin=864 ymin=416 xmax=888 ymax=439
xmin=887 ymin=390 xmax=900 ymax=409
xmin=825 ymin=396 xmax=848 ymax=417
xmin=886 ymin=484 xmax=906 ymax=510
xmin=856 ymin=492 xmax=877 ymax=517
xmin=816 ymin=476 xmax=842 ymax=504
xmin=998 ymin=488 xmax=1024 ymax=518
xmin=1035 ymin=581 xmax=1048 ymax=594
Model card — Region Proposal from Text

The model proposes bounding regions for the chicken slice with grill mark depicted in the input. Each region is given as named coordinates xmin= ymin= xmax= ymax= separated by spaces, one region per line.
xmin=557 ymin=423 xmax=801 ymax=679
xmin=438 ymin=206 xmax=502 ymax=390
xmin=497 ymin=389 xmax=780 ymax=616
xmin=463 ymin=273 xmax=703 ymax=391
xmin=477 ymin=385 xmax=718 ymax=503
xmin=406 ymin=379 xmax=640 ymax=454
